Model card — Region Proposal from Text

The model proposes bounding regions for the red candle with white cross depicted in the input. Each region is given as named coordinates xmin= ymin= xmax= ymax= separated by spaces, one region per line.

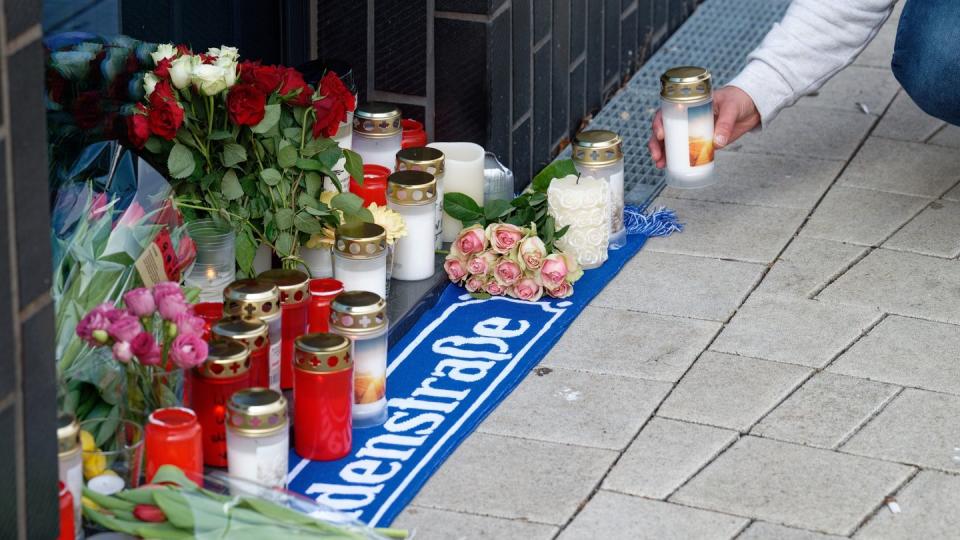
xmin=190 ymin=340 xmax=252 ymax=467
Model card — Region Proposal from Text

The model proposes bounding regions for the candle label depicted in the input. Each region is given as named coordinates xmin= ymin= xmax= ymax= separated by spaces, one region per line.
xmin=269 ymin=342 xmax=282 ymax=391
xmin=687 ymin=102 xmax=715 ymax=167
xmin=355 ymin=370 xmax=386 ymax=404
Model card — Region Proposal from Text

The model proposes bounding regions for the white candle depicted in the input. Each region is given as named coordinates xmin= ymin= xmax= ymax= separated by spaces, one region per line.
xmin=387 ymin=170 xmax=437 ymax=281
xmin=333 ymin=222 xmax=388 ymax=297
xmin=660 ymin=66 xmax=716 ymax=188
xmin=330 ymin=290 xmax=389 ymax=428
xmin=428 ymin=142 xmax=485 ymax=242
xmin=299 ymin=246 xmax=334 ymax=278
xmin=396 ymin=147 xmax=446 ymax=251
xmin=572 ymin=130 xmax=626 ymax=250
xmin=225 ymin=388 xmax=289 ymax=489
xmin=354 ymin=103 xmax=402 ymax=170
xmin=547 ymin=175 xmax=610 ymax=269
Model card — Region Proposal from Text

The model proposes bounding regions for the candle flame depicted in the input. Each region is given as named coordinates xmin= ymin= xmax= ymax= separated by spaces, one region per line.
xmin=205 ymin=266 xmax=217 ymax=281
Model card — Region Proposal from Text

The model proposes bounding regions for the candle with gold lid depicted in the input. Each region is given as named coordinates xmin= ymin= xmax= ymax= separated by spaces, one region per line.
xmin=333 ymin=222 xmax=388 ymax=297
xmin=212 ymin=316 xmax=270 ymax=390
xmin=387 ymin=170 xmax=437 ymax=281
xmin=660 ymin=66 xmax=716 ymax=188
xmin=572 ymin=130 xmax=626 ymax=250
xmin=191 ymin=339 xmax=251 ymax=467
xmin=57 ymin=413 xmax=82 ymax=539
xmin=225 ymin=388 xmax=289 ymax=489
xmin=397 ymin=147 xmax=445 ymax=250
xmin=330 ymin=291 xmax=389 ymax=428
xmin=294 ymin=333 xmax=354 ymax=460
xmin=223 ymin=279 xmax=282 ymax=391
xmin=353 ymin=102 xmax=402 ymax=169
xmin=258 ymin=269 xmax=310 ymax=390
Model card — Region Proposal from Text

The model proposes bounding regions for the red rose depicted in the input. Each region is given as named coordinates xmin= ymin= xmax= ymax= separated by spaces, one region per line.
xmin=278 ymin=67 xmax=312 ymax=106
xmin=126 ymin=110 xmax=150 ymax=149
xmin=240 ymin=61 xmax=282 ymax=95
xmin=176 ymin=44 xmax=192 ymax=56
xmin=149 ymin=80 xmax=175 ymax=105
xmin=154 ymin=57 xmax=171 ymax=78
xmin=147 ymin=93 xmax=184 ymax=140
xmin=319 ymin=71 xmax=356 ymax=112
xmin=227 ymin=83 xmax=266 ymax=126
xmin=312 ymin=95 xmax=346 ymax=138
xmin=72 ymin=91 xmax=101 ymax=130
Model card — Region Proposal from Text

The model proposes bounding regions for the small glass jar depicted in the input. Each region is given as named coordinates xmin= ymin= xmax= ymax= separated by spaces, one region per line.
xmin=226 ymin=388 xmax=289 ymax=489
xmin=258 ymin=269 xmax=310 ymax=390
xmin=183 ymin=219 xmax=236 ymax=302
xmin=353 ymin=102 xmax=402 ymax=169
xmin=309 ymin=278 xmax=344 ymax=333
xmin=351 ymin=164 xmax=390 ymax=207
xmin=294 ymin=333 xmax=353 ymax=460
xmin=572 ymin=130 xmax=626 ymax=250
xmin=333 ymin=222 xmax=388 ymax=298
xmin=330 ymin=291 xmax=389 ymax=428
xmin=660 ymin=66 xmax=716 ymax=188
xmin=57 ymin=413 xmax=82 ymax=539
xmin=191 ymin=340 xmax=251 ymax=467
xmin=223 ymin=279 xmax=282 ymax=392
xmin=145 ymin=407 xmax=203 ymax=484
xmin=212 ymin=317 xmax=270 ymax=390
xmin=387 ymin=170 xmax=437 ymax=281
xmin=397 ymin=147 xmax=445 ymax=251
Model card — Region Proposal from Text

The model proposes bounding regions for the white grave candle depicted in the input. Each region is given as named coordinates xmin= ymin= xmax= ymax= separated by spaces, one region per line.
xmin=547 ymin=174 xmax=610 ymax=269
xmin=387 ymin=170 xmax=437 ymax=281
xmin=428 ymin=142 xmax=485 ymax=242
xmin=572 ymin=130 xmax=626 ymax=250
xmin=225 ymin=388 xmax=289 ymax=489
xmin=333 ymin=222 xmax=388 ymax=298
xmin=353 ymin=103 xmax=402 ymax=169
xmin=330 ymin=291 xmax=389 ymax=428
xmin=396 ymin=147 xmax=446 ymax=251
xmin=660 ymin=66 xmax=716 ymax=188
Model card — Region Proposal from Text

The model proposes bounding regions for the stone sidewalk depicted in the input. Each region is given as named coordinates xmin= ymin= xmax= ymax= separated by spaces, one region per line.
xmin=394 ymin=7 xmax=960 ymax=540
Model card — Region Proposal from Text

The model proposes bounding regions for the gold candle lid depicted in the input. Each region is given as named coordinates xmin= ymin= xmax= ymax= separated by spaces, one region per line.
xmin=257 ymin=269 xmax=310 ymax=305
xmin=334 ymin=222 xmax=387 ymax=259
xmin=330 ymin=291 xmax=387 ymax=336
xmin=57 ymin=413 xmax=80 ymax=457
xmin=353 ymin=102 xmax=402 ymax=137
xmin=659 ymin=66 xmax=712 ymax=103
xmin=226 ymin=388 xmax=288 ymax=437
xmin=572 ymin=130 xmax=624 ymax=166
xmin=195 ymin=340 xmax=250 ymax=379
xmin=223 ymin=279 xmax=281 ymax=321
xmin=387 ymin=170 xmax=437 ymax=206
xmin=212 ymin=317 xmax=269 ymax=354
xmin=294 ymin=333 xmax=352 ymax=373
xmin=396 ymin=147 xmax=445 ymax=176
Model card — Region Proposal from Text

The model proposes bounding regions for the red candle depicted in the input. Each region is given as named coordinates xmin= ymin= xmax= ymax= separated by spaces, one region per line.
xmin=191 ymin=340 xmax=251 ymax=467
xmin=308 ymin=278 xmax=344 ymax=333
xmin=193 ymin=302 xmax=224 ymax=341
xmin=212 ymin=317 xmax=270 ymax=389
xmin=294 ymin=333 xmax=353 ymax=461
xmin=58 ymin=482 xmax=74 ymax=540
xmin=351 ymin=165 xmax=390 ymax=207
xmin=145 ymin=407 xmax=203 ymax=484
xmin=401 ymin=119 xmax=427 ymax=149
xmin=258 ymin=269 xmax=310 ymax=390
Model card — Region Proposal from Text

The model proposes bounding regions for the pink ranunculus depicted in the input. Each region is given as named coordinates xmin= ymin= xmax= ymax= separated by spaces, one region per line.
xmin=546 ymin=280 xmax=573 ymax=299
xmin=107 ymin=313 xmax=143 ymax=343
xmin=455 ymin=224 xmax=487 ymax=256
xmin=485 ymin=280 xmax=506 ymax=296
xmin=465 ymin=275 xmax=487 ymax=293
xmin=444 ymin=256 xmax=468 ymax=283
xmin=123 ymin=287 xmax=156 ymax=317
xmin=77 ymin=303 xmax=123 ymax=345
xmin=518 ymin=236 xmax=547 ymax=271
xmin=154 ymin=282 xmax=188 ymax=320
xmin=494 ymin=258 xmax=522 ymax=286
xmin=174 ymin=313 xmax=206 ymax=337
xmin=540 ymin=253 xmax=570 ymax=288
xmin=112 ymin=341 xmax=133 ymax=363
xmin=169 ymin=334 xmax=208 ymax=369
xmin=485 ymin=223 xmax=524 ymax=254
xmin=130 ymin=332 xmax=160 ymax=359
xmin=152 ymin=281 xmax=184 ymax=304
xmin=510 ymin=277 xmax=543 ymax=301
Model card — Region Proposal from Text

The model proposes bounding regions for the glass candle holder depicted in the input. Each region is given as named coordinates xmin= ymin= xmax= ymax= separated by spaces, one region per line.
xmin=184 ymin=220 xmax=236 ymax=302
xmin=57 ymin=413 xmax=82 ymax=538
xmin=223 ymin=279 xmax=282 ymax=391
xmin=258 ymin=269 xmax=310 ymax=390
xmin=192 ymin=340 xmax=251 ymax=467
xmin=193 ymin=301 xmax=224 ymax=341
xmin=80 ymin=418 xmax=144 ymax=495
xmin=58 ymin=481 xmax=74 ymax=540
xmin=212 ymin=317 xmax=270 ymax=389
xmin=428 ymin=142 xmax=485 ymax=242
xmin=333 ymin=222 xmax=388 ymax=298
xmin=294 ymin=333 xmax=353 ymax=460
xmin=330 ymin=291 xmax=389 ymax=428
xmin=145 ymin=407 xmax=203 ymax=484
xmin=309 ymin=278 xmax=344 ymax=333
xmin=387 ymin=170 xmax=437 ymax=281
xmin=660 ymin=66 xmax=716 ymax=188
xmin=351 ymin=164 xmax=390 ymax=207
xmin=547 ymin=175 xmax=611 ymax=269
xmin=226 ymin=388 xmax=289 ymax=489
xmin=397 ymin=147 xmax=445 ymax=251
xmin=401 ymin=119 xmax=427 ymax=149
xmin=572 ymin=130 xmax=626 ymax=250
xmin=353 ymin=102 xmax=402 ymax=169
xmin=300 ymin=244 xmax=334 ymax=279
xmin=483 ymin=152 xmax=516 ymax=203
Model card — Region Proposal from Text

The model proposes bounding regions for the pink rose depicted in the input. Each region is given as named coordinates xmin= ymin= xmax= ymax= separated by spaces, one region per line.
xmin=154 ymin=281 xmax=188 ymax=320
xmin=485 ymin=223 xmax=524 ymax=254
xmin=465 ymin=275 xmax=487 ymax=293
xmin=546 ymin=281 xmax=573 ymax=299
xmin=123 ymin=287 xmax=156 ymax=317
xmin=510 ymin=277 xmax=543 ymax=301
xmin=562 ymin=251 xmax=583 ymax=283
xmin=152 ymin=281 xmax=184 ymax=304
xmin=112 ymin=341 xmax=133 ymax=363
xmin=518 ymin=236 xmax=547 ymax=271
xmin=494 ymin=258 xmax=522 ymax=286
xmin=540 ymin=253 xmax=570 ymax=288
xmin=107 ymin=314 xmax=143 ymax=343
xmin=130 ymin=332 xmax=160 ymax=362
xmin=485 ymin=281 xmax=506 ymax=296
xmin=455 ymin=224 xmax=487 ymax=256
xmin=174 ymin=313 xmax=206 ymax=337
xmin=444 ymin=257 xmax=468 ymax=283
xmin=169 ymin=334 xmax=208 ymax=369
xmin=77 ymin=303 xmax=123 ymax=345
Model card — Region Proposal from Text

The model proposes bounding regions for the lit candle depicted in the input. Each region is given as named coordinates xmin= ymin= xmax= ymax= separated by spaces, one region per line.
xmin=353 ymin=103 xmax=402 ymax=169
xmin=387 ymin=170 xmax=437 ymax=281
xmin=226 ymin=388 xmax=289 ymax=489
xmin=547 ymin=174 xmax=610 ymax=269
xmin=183 ymin=219 xmax=236 ymax=302
xmin=56 ymin=414 xmax=82 ymax=539
xmin=330 ymin=291 xmax=388 ymax=428
xmin=257 ymin=269 xmax=310 ymax=390
xmin=223 ymin=279 xmax=282 ymax=391
xmin=572 ymin=130 xmax=626 ymax=250
xmin=428 ymin=142 xmax=485 ymax=242
xmin=333 ymin=222 xmax=388 ymax=298
xmin=660 ymin=66 xmax=716 ymax=188
xmin=396 ymin=147 xmax=445 ymax=250
xmin=293 ymin=333 xmax=353 ymax=460
xmin=191 ymin=340 xmax=251 ymax=467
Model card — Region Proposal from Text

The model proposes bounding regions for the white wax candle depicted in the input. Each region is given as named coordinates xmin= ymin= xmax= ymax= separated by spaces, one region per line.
xmin=574 ymin=162 xmax=626 ymax=250
xmin=226 ymin=428 xmax=288 ymax=488
xmin=354 ymin=132 xmax=402 ymax=169
xmin=300 ymin=246 xmax=334 ymax=278
xmin=389 ymin=203 xmax=435 ymax=281
xmin=264 ymin=316 xmax=282 ymax=392
xmin=662 ymin=99 xmax=715 ymax=188
xmin=351 ymin=331 xmax=388 ymax=427
xmin=333 ymin=253 xmax=387 ymax=297
xmin=428 ymin=142 xmax=485 ymax=242
xmin=547 ymin=175 xmax=610 ymax=269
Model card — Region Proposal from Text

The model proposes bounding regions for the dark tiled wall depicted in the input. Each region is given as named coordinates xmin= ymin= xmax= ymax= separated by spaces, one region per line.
xmin=0 ymin=0 xmax=59 ymax=537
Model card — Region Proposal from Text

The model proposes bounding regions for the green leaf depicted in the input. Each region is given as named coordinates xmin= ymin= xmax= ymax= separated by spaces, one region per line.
xmin=330 ymin=192 xmax=365 ymax=216
xmin=277 ymin=139 xmax=298 ymax=169
xmin=555 ymin=224 xmax=570 ymax=239
xmin=236 ymin=227 xmax=257 ymax=276
xmin=295 ymin=158 xmax=335 ymax=177
xmin=297 ymin=192 xmax=321 ymax=210
xmin=144 ymin=136 xmax=164 ymax=154
xmin=483 ymin=199 xmax=514 ymax=222
xmin=221 ymin=170 xmax=243 ymax=200
xmin=200 ymin=170 xmax=220 ymax=191
xmin=343 ymin=149 xmax=364 ymax=183
xmin=251 ymin=103 xmax=281 ymax=134
xmin=99 ymin=252 xmax=134 ymax=266
xmin=282 ymin=127 xmax=302 ymax=143
xmin=208 ymin=130 xmax=233 ymax=140
xmin=260 ymin=168 xmax=282 ymax=186
xmin=532 ymin=158 xmax=578 ymax=192
xmin=167 ymin=143 xmax=195 ymax=179
xmin=275 ymin=232 xmax=294 ymax=256
xmin=301 ymin=136 xmax=337 ymax=157
xmin=443 ymin=192 xmax=484 ymax=222
xmin=304 ymin=172 xmax=323 ymax=197
xmin=294 ymin=212 xmax=325 ymax=234
xmin=274 ymin=208 xmax=294 ymax=230
xmin=221 ymin=143 xmax=247 ymax=167
xmin=529 ymin=192 xmax=547 ymax=206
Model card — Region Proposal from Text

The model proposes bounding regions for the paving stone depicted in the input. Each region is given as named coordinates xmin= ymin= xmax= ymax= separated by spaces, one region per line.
xmin=754 ymin=237 xmax=869 ymax=298
xmin=712 ymin=295 xmax=880 ymax=368
xmin=800 ymin=186 xmax=929 ymax=246
xmin=830 ymin=315 xmax=960 ymax=395
xmin=944 ymin=183 xmax=960 ymax=202
xmin=928 ymin=125 xmax=960 ymax=149
xmin=883 ymin=200 xmax=960 ymax=258
xmin=392 ymin=506 xmax=558 ymax=540
xmin=751 ymin=373 xmax=900 ymax=448
xmin=730 ymin=107 xmax=875 ymax=162
xmin=837 ymin=137 xmax=960 ymax=197
xmin=855 ymin=471 xmax=960 ymax=540
xmin=873 ymin=93 xmax=944 ymax=142
xmin=817 ymin=249 xmax=960 ymax=324
xmin=558 ymin=491 xmax=748 ymax=540
xmin=842 ymin=389 xmax=960 ymax=472
xmin=543 ymin=306 xmax=721 ymax=382
xmin=603 ymin=417 xmax=738 ymax=499
xmin=798 ymin=66 xmax=899 ymax=116
xmin=647 ymin=197 xmax=807 ymax=264
xmin=412 ymin=433 xmax=617 ymax=525
xmin=740 ymin=522 xmax=845 ymax=540
xmin=477 ymin=367 xmax=671 ymax=450
xmin=854 ymin=22 xmax=897 ymax=68
xmin=592 ymin=251 xmax=765 ymax=321
xmin=658 ymin=352 xmax=811 ymax=431
xmin=662 ymin=152 xmax=843 ymax=210
xmin=672 ymin=436 xmax=914 ymax=535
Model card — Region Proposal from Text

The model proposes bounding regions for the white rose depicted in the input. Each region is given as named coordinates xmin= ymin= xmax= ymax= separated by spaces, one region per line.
xmin=208 ymin=45 xmax=239 ymax=62
xmin=216 ymin=56 xmax=237 ymax=87
xmin=191 ymin=63 xmax=228 ymax=96
xmin=150 ymin=43 xmax=177 ymax=65
xmin=169 ymin=55 xmax=194 ymax=89
xmin=143 ymin=72 xmax=159 ymax=97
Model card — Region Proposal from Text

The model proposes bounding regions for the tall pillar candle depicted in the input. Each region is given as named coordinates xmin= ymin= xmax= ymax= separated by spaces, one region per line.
xmin=353 ymin=103 xmax=402 ymax=169
xmin=660 ymin=66 xmax=716 ymax=188
xmin=222 ymin=279 xmax=282 ymax=391
xmin=258 ymin=269 xmax=310 ymax=390
xmin=547 ymin=175 xmax=611 ymax=269
xmin=212 ymin=317 xmax=269 ymax=390
xmin=293 ymin=333 xmax=353 ymax=460
xmin=330 ymin=291 xmax=389 ymax=428
xmin=396 ymin=147 xmax=445 ymax=250
xmin=387 ymin=170 xmax=437 ymax=281
xmin=572 ymin=130 xmax=626 ymax=250
xmin=333 ymin=222 xmax=388 ymax=298
xmin=428 ymin=142 xmax=485 ymax=242
xmin=226 ymin=388 xmax=289 ymax=489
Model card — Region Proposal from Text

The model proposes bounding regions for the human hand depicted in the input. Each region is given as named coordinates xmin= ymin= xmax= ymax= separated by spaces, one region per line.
xmin=648 ymin=86 xmax=760 ymax=168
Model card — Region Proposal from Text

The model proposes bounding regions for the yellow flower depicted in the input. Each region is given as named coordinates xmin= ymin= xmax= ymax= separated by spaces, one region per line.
xmin=319 ymin=190 xmax=345 ymax=225
xmin=367 ymin=203 xmax=408 ymax=245
xmin=80 ymin=430 xmax=96 ymax=452
xmin=83 ymin=452 xmax=107 ymax=480
xmin=305 ymin=226 xmax=335 ymax=249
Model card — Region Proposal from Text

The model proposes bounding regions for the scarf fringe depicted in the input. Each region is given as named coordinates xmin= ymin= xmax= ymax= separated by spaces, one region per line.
xmin=624 ymin=205 xmax=683 ymax=237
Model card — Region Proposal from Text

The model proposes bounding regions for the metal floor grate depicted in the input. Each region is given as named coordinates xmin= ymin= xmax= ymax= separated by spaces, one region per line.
xmin=563 ymin=0 xmax=791 ymax=207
